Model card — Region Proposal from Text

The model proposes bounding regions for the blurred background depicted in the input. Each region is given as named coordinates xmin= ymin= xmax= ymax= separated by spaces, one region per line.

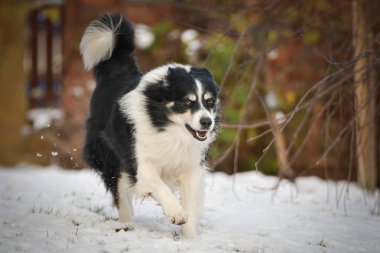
xmin=0 ymin=0 xmax=379 ymax=190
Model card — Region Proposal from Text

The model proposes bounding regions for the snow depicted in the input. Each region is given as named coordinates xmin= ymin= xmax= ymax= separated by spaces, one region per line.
xmin=181 ymin=29 xmax=199 ymax=44
xmin=0 ymin=165 xmax=379 ymax=253
xmin=26 ymin=108 xmax=63 ymax=130
xmin=134 ymin=24 xmax=155 ymax=50
xmin=180 ymin=29 xmax=201 ymax=61
xmin=267 ymin=49 xmax=279 ymax=60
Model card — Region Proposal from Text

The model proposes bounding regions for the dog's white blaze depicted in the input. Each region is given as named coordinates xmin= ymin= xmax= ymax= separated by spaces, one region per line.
xmin=191 ymin=80 xmax=214 ymax=131
xmin=80 ymin=15 xmax=122 ymax=70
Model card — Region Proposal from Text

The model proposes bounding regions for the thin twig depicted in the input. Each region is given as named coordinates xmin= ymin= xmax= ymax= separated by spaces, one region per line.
xmin=220 ymin=27 xmax=247 ymax=91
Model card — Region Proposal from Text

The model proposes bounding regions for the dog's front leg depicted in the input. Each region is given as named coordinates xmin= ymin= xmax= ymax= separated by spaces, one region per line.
xmin=137 ymin=161 xmax=188 ymax=225
xmin=180 ymin=168 xmax=203 ymax=237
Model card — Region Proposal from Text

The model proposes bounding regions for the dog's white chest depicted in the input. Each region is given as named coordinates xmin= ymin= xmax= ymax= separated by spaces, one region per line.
xmin=137 ymin=130 xmax=206 ymax=171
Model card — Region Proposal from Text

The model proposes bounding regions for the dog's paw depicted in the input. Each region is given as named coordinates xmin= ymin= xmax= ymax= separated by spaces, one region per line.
xmin=170 ymin=215 xmax=187 ymax=225
xmin=165 ymin=206 xmax=188 ymax=225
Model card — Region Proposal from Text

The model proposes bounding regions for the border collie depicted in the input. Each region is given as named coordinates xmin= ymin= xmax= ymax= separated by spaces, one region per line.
xmin=80 ymin=14 xmax=220 ymax=236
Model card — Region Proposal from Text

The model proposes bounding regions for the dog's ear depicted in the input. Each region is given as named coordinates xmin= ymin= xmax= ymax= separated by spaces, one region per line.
xmin=144 ymin=83 xmax=171 ymax=102
xmin=215 ymin=82 xmax=221 ymax=94
xmin=190 ymin=67 xmax=212 ymax=78
xmin=199 ymin=67 xmax=212 ymax=77
xmin=190 ymin=67 xmax=220 ymax=94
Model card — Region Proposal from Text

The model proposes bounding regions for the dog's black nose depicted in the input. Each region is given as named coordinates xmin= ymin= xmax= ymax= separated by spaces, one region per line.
xmin=200 ymin=117 xmax=212 ymax=129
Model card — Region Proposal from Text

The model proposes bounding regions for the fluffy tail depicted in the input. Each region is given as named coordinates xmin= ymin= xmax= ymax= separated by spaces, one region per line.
xmin=80 ymin=14 xmax=135 ymax=70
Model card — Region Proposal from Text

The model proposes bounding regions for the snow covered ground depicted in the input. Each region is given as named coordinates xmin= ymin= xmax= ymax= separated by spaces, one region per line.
xmin=0 ymin=165 xmax=379 ymax=253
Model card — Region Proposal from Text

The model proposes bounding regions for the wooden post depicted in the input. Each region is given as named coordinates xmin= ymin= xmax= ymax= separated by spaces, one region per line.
xmin=29 ymin=9 xmax=38 ymax=108
xmin=352 ymin=0 xmax=377 ymax=190
xmin=46 ymin=16 xmax=53 ymax=106
xmin=264 ymin=60 xmax=294 ymax=181
xmin=0 ymin=1 xmax=49 ymax=166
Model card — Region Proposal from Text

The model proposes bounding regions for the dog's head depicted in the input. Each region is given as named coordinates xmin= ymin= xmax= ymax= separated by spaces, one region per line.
xmin=143 ymin=65 xmax=220 ymax=142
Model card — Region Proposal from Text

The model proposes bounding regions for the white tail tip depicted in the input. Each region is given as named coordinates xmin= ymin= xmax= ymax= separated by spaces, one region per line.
xmin=80 ymin=16 xmax=121 ymax=70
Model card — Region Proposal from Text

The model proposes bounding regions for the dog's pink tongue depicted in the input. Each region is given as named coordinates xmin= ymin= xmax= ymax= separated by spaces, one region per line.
xmin=197 ymin=131 xmax=207 ymax=137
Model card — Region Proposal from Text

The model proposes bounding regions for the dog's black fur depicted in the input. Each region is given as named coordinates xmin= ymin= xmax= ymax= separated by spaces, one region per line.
xmin=83 ymin=15 xmax=141 ymax=205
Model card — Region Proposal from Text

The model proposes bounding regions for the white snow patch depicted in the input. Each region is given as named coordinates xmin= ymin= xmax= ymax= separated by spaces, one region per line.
xmin=181 ymin=29 xmax=199 ymax=44
xmin=265 ymin=91 xmax=278 ymax=109
xmin=275 ymin=111 xmax=286 ymax=124
xmin=27 ymin=108 xmax=64 ymax=130
xmin=186 ymin=39 xmax=202 ymax=59
xmin=181 ymin=29 xmax=201 ymax=61
xmin=70 ymin=86 xmax=84 ymax=98
xmin=134 ymin=24 xmax=155 ymax=50
xmin=0 ymin=165 xmax=379 ymax=253
xmin=268 ymin=49 xmax=279 ymax=60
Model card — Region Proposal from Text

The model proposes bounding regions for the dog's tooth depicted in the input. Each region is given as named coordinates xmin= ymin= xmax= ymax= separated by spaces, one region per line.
xmin=196 ymin=131 xmax=207 ymax=139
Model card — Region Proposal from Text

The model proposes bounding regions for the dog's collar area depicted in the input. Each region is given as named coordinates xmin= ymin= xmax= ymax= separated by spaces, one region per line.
xmin=185 ymin=124 xmax=208 ymax=141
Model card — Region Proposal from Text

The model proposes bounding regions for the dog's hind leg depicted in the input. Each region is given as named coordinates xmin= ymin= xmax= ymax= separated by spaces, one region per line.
xmin=117 ymin=173 xmax=134 ymax=222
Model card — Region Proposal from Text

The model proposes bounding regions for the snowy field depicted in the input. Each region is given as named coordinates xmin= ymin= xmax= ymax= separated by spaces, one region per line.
xmin=0 ymin=165 xmax=379 ymax=253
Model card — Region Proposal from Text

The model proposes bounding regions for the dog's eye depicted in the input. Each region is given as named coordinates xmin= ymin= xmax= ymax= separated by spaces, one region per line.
xmin=183 ymin=99 xmax=194 ymax=106
xmin=206 ymin=98 xmax=216 ymax=107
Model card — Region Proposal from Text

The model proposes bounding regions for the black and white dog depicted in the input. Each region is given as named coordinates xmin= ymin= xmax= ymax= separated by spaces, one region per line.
xmin=80 ymin=14 xmax=220 ymax=236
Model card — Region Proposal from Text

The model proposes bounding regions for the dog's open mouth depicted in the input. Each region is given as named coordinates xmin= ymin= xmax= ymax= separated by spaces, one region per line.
xmin=185 ymin=124 xmax=208 ymax=141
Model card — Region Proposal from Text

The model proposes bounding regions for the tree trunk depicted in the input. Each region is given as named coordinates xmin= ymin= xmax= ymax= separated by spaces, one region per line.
xmin=0 ymin=2 xmax=28 ymax=165
xmin=352 ymin=0 xmax=377 ymax=190
xmin=0 ymin=2 xmax=51 ymax=166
